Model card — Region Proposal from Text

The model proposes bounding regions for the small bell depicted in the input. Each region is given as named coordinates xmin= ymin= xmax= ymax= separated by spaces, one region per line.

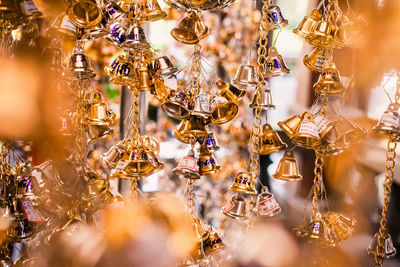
xmin=101 ymin=142 xmax=125 ymax=169
xmin=278 ymin=113 xmax=304 ymax=139
xmin=107 ymin=55 xmax=139 ymax=87
xmin=171 ymin=11 xmax=208 ymax=44
xmin=172 ymin=120 xmax=192 ymax=144
xmin=124 ymin=149 xmax=156 ymax=178
xmin=259 ymin=123 xmax=287 ymax=155
xmin=210 ymin=95 xmax=238 ymax=125
xmin=221 ymin=195 xmax=249 ymax=220
xmin=47 ymin=13 xmax=79 ymax=40
xmin=173 ymin=150 xmax=200 ymax=179
xmin=263 ymin=5 xmax=288 ymax=30
xmin=153 ymin=56 xmax=179 ymax=78
xmin=102 ymin=1 xmax=126 ymax=25
xmin=8 ymin=215 xmax=34 ymax=241
xmin=216 ymin=79 xmax=246 ymax=104
xmin=228 ymin=172 xmax=257 ymax=195
xmin=335 ymin=14 xmax=354 ymax=47
xmin=20 ymin=0 xmax=42 ymax=18
xmin=292 ymin=112 xmax=321 ymax=149
xmin=122 ymin=24 xmax=151 ymax=51
xmin=152 ymin=76 xmax=170 ymax=102
xmin=264 ymin=47 xmax=290 ymax=78
xmin=325 ymin=212 xmax=356 ymax=241
xmin=306 ymin=20 xmax=337 ymax=49
xmin=63 ymin=46 xmax=96 ymax=80
xmin=191 ymin=93 xmax=212 ymax=118
xmin=86 ymin=124 xmax=114 ymax=144
xmin=182 ymin=115 xmax=209 ymax=139
xmin=372 ymin=103 xmax=400 ymax=136
xmin=368 ymin=233 xmax=397 ymax=259
xmin=84 ymin=93 xmax=112 ymax=126
xmin=249 ymin=87 xmax=276 ymax=110
xmin=198 ymin=132 xmax=220 ymax=151
xmin=293 ymin=9 xmax=321 ymax=38
xmin=143 ymin=150 xmax=165 ymax=176
xmin=197 ymin=146 xmax=221 ymax=175
xmin=273 ymin=150 xmax=302 ymax=181
xmin=16 ymin=176 xmax=40 ymax=200
xmin=138 ymin=0 xmax=167 ymax=23
xmin=161 ymin=91 xmax=192 ymax=119
xmin=138 ymin=65 xmax=155 ymax=92
xmin=303 ymin=47 xmax=332 ymax=73
xmin=313 ymin=62 xmax=345 ymax=95
xmin=232 ymin=64 xmax=257 ymax=87
xmin=253 ymin=187 xmax=281 ymax=217
xmin=301 ymin=213 xmax=333 ymax=247
xmin=81 ymin=178 xmax=109 ymax=201
xmin=66 ymin=0 xmax=102 ymax=29
xmin=106 ymin=18 xmax=129 ymax=45
xmin=202 ymin=229 xmax=225 ymax=256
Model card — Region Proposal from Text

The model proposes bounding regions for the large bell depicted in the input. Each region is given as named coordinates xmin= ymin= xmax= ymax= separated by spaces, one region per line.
xmin=138 ymin=0 xmax=167 ymax=23
xmin=264 ymin=47 xmax=290 ymax=78
xmin=263 ymin=5 xmax=288 ymax=30
xmin=303 ymin=47 xmax=332 ymax=73
xmin=197 ymin=146 xmax=221 ymax=175
xmin=173 ymin=150 xmax=200 ymax=179
xmin=228 ymin=172 xmax=257 ymax=195
xmin=84 ymin=93 xmax=111 ymax=126
xmin=216 ymin=79 xmax=246 ymax=103
xmin=63 ymin=46 xmax=96 ymax=80
xmin=122 ymin=24 xmax=151 ymax=51
xmin=221 ymin=195 xmax=249 ymax=220
xmin=313 ymin=62 xmax=345 ymax=95
xmin=153 ymin=55 xmax=179 ymax=78
xmin=232 ymin=64 xmax=257 ymax=87
xmin=292 ymin=112 xmax=321 ymax=149
xmin=210 ymin=95 xmax=238 ymax=125
xmin=306 ymin=20 xmax=337 ymax=49
xmin=278 ymin=113 xmax=304 ymax=139
xmin=368 ymin=233 xmax=397 ymax=259
xmin=259 ymin=123 xmax=287 ymax=155
xmin=253 ymin=187 xmax=281 ymax=217
xmin=293 ymin=9 xmax=321 ymax=38
xmin=66 ymin=0 xmax=102 ymax=28
xmin=249 ymin=87 xmax=276 ymax=110
xmin=47 ymin=13 xmax=79 ymax=40
xmin=161 ymin=91 xmax=192 ymax=119
xmin=372 ymin=103 xmax=400 ymax=136
xmin=273 ymin=150 xmax=302 ymax=181
xmin=171 ymin=11 xmax=208 ymax=44
xmin=138 ymin=65 xmax=155 ymax=92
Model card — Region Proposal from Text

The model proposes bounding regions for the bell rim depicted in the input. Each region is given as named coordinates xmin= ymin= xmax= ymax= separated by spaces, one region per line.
xmin=292 ymin=136 xmax=322 ymax=149
xmin=199 ymin=165 xmax=221 ymax=176
xmin=221 ymin=208 xmax=249 ymax=220
xmin=171 ymin=28 xmax=200 ymax=45
xmin=161 ymin=101 xmax=190 ymax=120
xmin=265 ymin=20 xmax=289 ymax=30
xmin=253 ymin=206 xmax=282 ymax=217
xmin=87 ymin=129 xmax=113 ymax=144
xmin=211 ymin=102 xmax=238 ymax=125
xmin=313 ymin=83 xmax=345 ymax=95
xmin=232 ymin=78 xmax=257 ymax=86
xmin=157 ymin=67 xmax=179 ymax=78
xmin=81 ymin=181 xmax=109 ymax=201
xmin=228 ymin=185 xmax=257 ymax=195
xmin=62 ymin=70 xmax=96 ymax=80
xmin=306 ymin=35 xmax=337 ymax=49
xmin=259 ymin=143 xmax=287 ymax=155
xmin=83 ymin=117 xmax=112 ymax=126
xmin=66 ymin=2 xmax=103 ymax=29
xmin=372 ymin=125 xmax=400 ymax=136
xmin=121 ymin=40 xmax=151 ymax=51
xmin=272 ymin=173 xmax=302 ymax=181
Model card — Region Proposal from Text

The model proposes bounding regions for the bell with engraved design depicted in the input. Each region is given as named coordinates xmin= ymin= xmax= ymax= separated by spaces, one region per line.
xmin=264 ymin=47 xmax=290 ymax=78
xmin=372 ymin=103 xmax=400 ymax=136
xmin=368 ymin=233 xmax=397 ymax=259
xmin=273 ymin=150 xmax=302 ymax=181
xmin=173 ymin=150 xmax=200 ymax=179
xmin=66 ymin=0 xmax=102 ymax=28
xmin=84 ymin=93 xmax=111 ymax=126
xmin=221 ymin=195 xmax=249 ymax=220
xmin=124 ymin=149 xmax=155 ymax=178
xmin=306 ymin=20 xmax=336 ymax=49
xmin=301 ymin=213 xmax=332 ymax=246
xmin=278 ymin=113 xmax=304 ymax=139
xmin=162 ymin=91 xmax=192 ymax=119
xmin=249 ymin=87 xmax=276 ymax=110
xmin=199 ymin=132 xmax=220 ymax=151
xmin=263 ymin=5 xmax=288 ymax=30
xmin=138 ymin=0 xmax=167 ymax=23
xmin=303 ymin=47 xmax=331 ymax=73
xmin=259 ymin=123 xmax=287 ymax=155
xmin=81 ymin=178 xmax=109 ymax=201
xmin=138 ymin=66 xmax=155 ymax=92
xmin=197 ymin=146 xmax=221 ymax=175
xmin=325 ymin=212 xmax=356 ymax=241
xmin=16 ymin=176 xmax=40 ymax=200
xmin=107 ymin=55 xmax=139 ymax=87
xmin=153 ymin=55 xmax=179 ymax=78
xmin=228 ymin=172 xmax=257 ymax=195
xmin=122 ymin=24 xmax=151 ymax=51
xmin=292 ymin=112 xmax=321 ymax=149
xmin=216 ymin=79 xmax=246 ymax=103
xmin=191 ymin=93 xmax=212 ymax=118
xmin=106 ymin=18 xmax=129 ymax=45
xmin=47 ymin=13 xmax=79 ymax=40
xmin=232 ymin=64 xmax=258 ymax=87
xmin=253 ymin=187 xmax=281 ymax=217
xmin=313 ymin=62 xmax=345 ymax=95
xmin=203 ymin=229 xmax=225 ymax=256
xmin=102 ymin=1 xmax=126 ymax=25
xmin=293 ymin=9 xmax=321 ymax=38
xmin=63 ymin=47 xmax=96 ymax=80
xmin=20 ymin=0 xmax=42 ymax=18
xmin=210 ymin=95 xmax=238 ymax=125
xmin=86 ymin=124 xmax=113 ymax=144
xmin=144 ymin=150 xmax=165 ymax=176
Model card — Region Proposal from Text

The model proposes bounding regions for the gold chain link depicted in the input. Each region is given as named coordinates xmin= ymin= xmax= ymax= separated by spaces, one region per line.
xmin=185 ymin=179 xmax=196 ymax=216
xmin=312 ymin=148 xmax=324 ymax=218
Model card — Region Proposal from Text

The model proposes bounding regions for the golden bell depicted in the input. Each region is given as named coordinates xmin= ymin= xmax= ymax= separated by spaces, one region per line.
xmin=8 ymin=215 xmax=34 ymax=241
xmin=264 ymin=47 xmax=290 ymax=78
xmin=216 ymin=79 xmax=246 ymax=103
xmin=301 ymin=213 xmax=332 ymax=246
xmin=228 ymin=172 xmax=257 ymax=195
xmin=210 ymin=95 xmax=238 ymax=125
xmin=63 ymin=47 xmax=96 ymax=80
xmin=20 ymin=0 xmax=42 ymax=18
xmin=253 ymin=187 xmax=281 ymax=217
xmin=306 ymin=20 xmax=337 ymax=49
xmin=292 ymin=112 xmax=321 ymax=149
xmin=325 ymin=212 xmax=356 ymax=241
xmin=138 ymin=66 xmax=155 ymax=92
xmin=263 ymin=5 xmax=288 ymax=30
xmin=16 ymin=176 xmax=40 ymax=199
xmin=173 ymin=151 xmax=200 ymax=179
xmin=124 ymin=149 xmax=156 ymax=178
xmin=109 ymin=155 xmax=134 ymax=180
xmin=313 ymin=62 xmax=345 ymax=95
xmin=107 ymin=55 xmax=140 ymax=87
xmin=153 ymin=56 xmax=178 ymax=78
xmin=373 ymin=103 xmax=400 ymax=136
xmin=259 ymin=123 xmax=287 ymax=155
xmin=101 ymin=142 xmax=125 ymax=169
xmin=314 ymin=114 xmax=336 ymax=138
xmin=232 ymin=64 xmax=257 ymax=87
xmin=172 ymin=120 xmax=191 ymax=144
xmin=152 ymin=76 xmax=170 ymax=102
xmin=144 ymin=150 xmax=165 ymax=176
xmin=66 ymin=0 xmax=103 ymax=29
xmin=86 ymin=124 xmax=113 ymax=144
xmin=182 ymin=115 xmax=209 ymax=139
xmin=249 ymin=87 xmax=276 ymax=110
xmin=197 ymin=146 xmax=221 ymax=175
xmin=171 ymin=11 xmax=208 ymax=45
xmin=84 ymin=93 xmax=111 ymax=126
xmin=335 ymin=15 xmax=354 ymax=47
xmin=203 ymin=229 xmax=224 ymax=256
xmin=368 ymin=233 xmax=397 ymax=259
xmin=191 ymin=93 xmax=212 ymax=118
xmin=106 ymin=18 xmax=129 ymax=45
xmin=303 ymin=47 xmax=332 ymax=73
xmin=122 ymin=24 xmax=151 ymax=51
xmin=221 ymin=195 xmax=249 ymax=220
xmin=278 ymin=113 xmax=304 ymax=139
xmin=81 ymin=178 xmax=109 ymax=201
xmin=102 ymin=1 xmax=126 ymax=24
xmin=47 ymin=13 xmax=79 ymax=40
xmin=161 ymin=91 xmax=192 ymax=119
xmin=138 ymin=0 xmax=167 ymax=23
xmin=273 ymin=150 xmax=302 ymax=181
xmin=293 ymin=9 xmax=321 ymax=38
xmin=199 ymin=132 xmax=220 ymax=151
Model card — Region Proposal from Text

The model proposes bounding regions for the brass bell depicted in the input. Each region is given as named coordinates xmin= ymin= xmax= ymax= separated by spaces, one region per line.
xmin=122 ymin=24 xmax=151 ymax=51
xmin=203 ymin=229 xmax=224 ymax=256
xmin=301 ymin=213 xmax=332 ymax=246
xmin=221 ymin=195 xmax=249 ymax=220
xmin=107 ymin=55 xmax=139 ymax=87
xmin=216 ymin=79 xmax=246 ymax=103
xmin=198 ymin=132 xmax=220 ymax=151
xmin=263 ymin=5 xmax=288 ymax=30
xmin=101 ymin=1 xmax=126 ymax=25
xmin=142 ymin=135 xmax=160 ymax=155
xmin=152 ymin=76 xmax=170 ymax=102
xmin=171 ymin=11 xmax=208 ymax=45
xmin=101 ymin=143 xmax=125 ymax=169
xmin=8 ymin=215 xmax=34 ymax=241
xmin=66 ymin=0 xmax=103 ymax=29
xmin=228 ymin=172 xmax=257 ymax=195
xmin=253 ymin=187 xmax=281 ymax=217
xmin=292 ymin=112 xmax=321 ymax=149
xmin=273 ymin=149 xmax=302 ymax=181
xmin=303 ymin=47 xmax=332 ymax=73
xmin=86 ymin=124 xmax=113 ymax=144
xmin=124 ymin=149 xmax=156 ymax=178
xmin=197 ymin=146 xmax=221 ymax=175
xmin=47 ymin=13 xmax=79 ymax=40
xmin=173 ymin=150 xmax=200 ymax=179
xmin=143 ymin=150 xmax=165 ymax=176
xmin=106 ymin=18 xmax=129 ymax=45
xmin=264 ymin=47 xmax=290 ymax=78
xmin=278 ymin=113 xmax=304 ymax=139
xmin=16 ymin=176 xmax=40 ymax=199
xmin=314 ymin=114 xmax=336 ymax=138
xmin=20 ymin=0 xmax=42 ymax=18
xmin=368 ymin=233 xmax=397 ymax=259
xmin=259 ymin=123 xmax=287 ymax=155
xmin=293 ymin=9 xmax=321 ymax=38
xmin=373 ymin=103 xmax=400 ymax=136
xmin=84 ymin=93 xmax=111 ymax=126
xmin=63 ymin=46 xmax=96 ymax=80
xmin=161 ymin=91 xmax=192 ymax=119
xmin=210 ymin=95 xmax=238 ymax=125
xmin=172 ymin=120 xmax=191 ymax=144
xmin=109 ymin=155 xmax=134 ymax=180
xmin=81 ymin=178 xmax=109 ymax=201
xmin=325 ymin=212 xmax=356 ymax=241
xmin=249 ymin=87 xmax=276 ymax=110
xmin=306 ymin=20 xmax=337 ymax=49
xmin=138 ymin=0 xmax=167 ymax=23
xmin=192 ymin=93 xmax=211 ymax=118
xmin=138 ymin=66 xmax=155 ymax=92
xmin=153 ymin=56 xmax=179 ymax=78
xmin=335 ymin=15 xmax=354 ymax=47
xmin=232 ymin=64 xmax=257 ymax=87
xmin=183 ymin=115 xmax=209 ymax=138
xmin=313 ymin=62 xmax=345 ymax=95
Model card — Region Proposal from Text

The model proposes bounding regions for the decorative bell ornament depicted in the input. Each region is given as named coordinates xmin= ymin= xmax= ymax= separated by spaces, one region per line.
xmin=249 ymin=87 xmax=276 ymax=110
xmin=82 ymin=179 xmax=109 ymax=201
xmin=303 ymin=48 xmax=332 ymax=73
xmin=84 ymin=93 xmax=112 ymax=126
xmin=293 ymin=9 xmax=321 ymax=38
xmin=102 ymin=1 xmax=126 ymax=25
xmin=203 ymin=230 xmax=224 ymax=256
xmin=325 ymin=212 xmax=356 ymax=241
xmin=273 ymin=150 xmax=302 ymax=181
xmin=313 ymin=62 xmax=345 ymax=95
xmin=228 ymin=172 xmax=257 ymax=195
xmin=302 ymin=213 xmax=332 ymax=246
xmin=191 ymin=93 xmax=211 ymax=118
xmin=16 ymin=176 xmax=40 ymax=200
xmin=171 ymin=11 xmax=208 ymax=44
xmin=232 ymin=64 xmax=257 ymax=87
xmin=372 ymin=103 xmax=400 ymax=136
xmin=106 ymin=18 xmax=129 ymax=45
xmin=314 ymin=114 xmax=336 ymax=138
xmin=138 ymin=66 xmax=155 ymax=92
xmin=63 ymin=46 xmax=96 ymax=80
xmin=263 ymin=5 xmax=288 ymax=30
xmin=172 ymin=120 xmax=191 ymax=144
xmin=101 ymin=143 xmax=125 ymax=169
xmin=278 ymin=113 xmax=304 ymax=139
xmin=152 ymin=77 xmax=170 ymax=102
xmin=162 ymin=91 xmax=192 ymax=119
xmin=368 ymin=233 xmax=397 ymax=259
xmin=182 ymin=115 xmax=209 ymax=139
xmin=20 ymin=0 xmax=42 ymax=18
xmin=66 ymin=0 xmax=102 ymax=28
xmin=109 ymin=155 xmax=134 ymax=180
xmin=210 ymin=95 xmax=238 ymax=125
xmin=197 ymin=146 xmax=221 ymax=175
xmin=292 ymin=112 xmax=321 ymax=149
xmin=47 ymin=13 xmax=79 ymax=40
xmin=173 ymin=150 xmax=200 ymax=179
xmin=124 ymin=149 xmax=156 ymax=178
xmin=86 ymin=124 xmax=113 ymax=144
xmin=264 ymin=47 xmax=290 ymax=78
xmin=141 ymin=150 xmax=165 ymax=176
xmin=122 ymin=24 xmax=151 ymax=51
xmin=107 ymin=55 xmax=139 ymax=87
xmin=138 ymin=0 xmax=167 ymax=22
xmin=8 ymin=216 xmax=34 ymax=241
xmin=216 ymin=79 xmax=246 ymax=103
xmin=221 ymin=195 xmax=249 ymax=220
xmin=253 ymin=187 xmax=281 ymax=217
xmin=306 ymin=20 xmax=337 ymax=49
xmin=259 ymin=123 xmax=287 ymax=155
xmin=335 ymin=15 xmax=354 ymax=47
xmin=153 ymin=56 xmax=179 ymax=78
xmin=198 ymin=132 xmax=220 ymax=151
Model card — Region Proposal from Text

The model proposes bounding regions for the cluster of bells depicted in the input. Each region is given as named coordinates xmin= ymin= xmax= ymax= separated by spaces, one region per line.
xmin=165 ymin=0 xmax=235 ymax=11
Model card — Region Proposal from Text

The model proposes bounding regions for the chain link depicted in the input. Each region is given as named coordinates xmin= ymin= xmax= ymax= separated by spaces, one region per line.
xmin=311 ymin=148 xmax=324 ymax=218
xmin=184 ymin=179 xmax=196 ymax=216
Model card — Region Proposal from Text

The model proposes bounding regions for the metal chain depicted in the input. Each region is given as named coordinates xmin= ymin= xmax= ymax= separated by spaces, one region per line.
xmin=72 ymin=80 xmax=89 ymax=164
xmin=184 ymin=179 xmax=196 ymax=216
xmin=312 ymin=148 xmax=324 ymax=218
xmin=191 ymin=44 xmax=202 ymax=98
xmin=131 ymin=89 xmax=140 ymax=140
xmin=320 ymin=94 xmax=328 ymax=117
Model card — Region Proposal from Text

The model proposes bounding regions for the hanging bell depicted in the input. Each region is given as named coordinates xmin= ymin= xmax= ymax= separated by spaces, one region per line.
xmin=171 ymin=11 xmax=208 ymax=45
xmin=372 ymin=103 xmax=400 ymax=136
xmin=101 ymin=142 xmax=125 ymax=169
xmin=263 ymin=5 xmax=288 ymax=30
xmin=86 ymin=124 xmax=114 ymax=144
xmin=313 ymin=62 xmax=345 ymax=95
xmin=109 ymin=155 xmax=134 ymax=180
xmin=122 ymin=24 xmax=151 ymax=51
xmin=292 ymin=112 xmax=321 ymax=149
xmin=106 ymin=18 xmax=129 ymax=45
xmin=143 ymin=150 xmax=165 ymax=176
xmin=107 ymin=55 xmax=140 ymax=87
xmin=335 ymin=14 xmax=354 ymax=47
xmin=191 ymin=93 xmax=212 ymax=118
xmin=138 ymin=0 xmax=167 ymax=23
xmin=228 ymin=172 xmax=257 ymax=195
xmin=81 ymin=178 xmax=109 ymax=201
xmin=8 ymin=215 xmax=34 ymax=241
xmin=63 ymin=47 xmax=96 ymax=80
xmin=232 ymin=64 xmax=257 ymax=87
xmin=16 ymin=176 xmax=40 ymax=200
xmin=173 ymin=150 xmax=200 ymax=179
xmin=368 ymin=233 xmax=397 ymax=259
xmin=259 ymin=123 xmax=287 ymax=155
xmin=249 ymin=87 xmax=276 ymax=110
xmin=253 ymin=187 xmax=281 ymax=217
xmin=314 ymin=114 xmax=336 ymax=138
xmin=264 ymin=47 xmax=290 ymax=78
xmin=182 ymin=115 xmax=209 ymax=139
xmin=221 ymin=195 xmax=249 ymax=220
xmin=278 ymin=113 xmax=304 ymax=139
xmin=101 ymin=1 xmax=126 ymax=25
xmin=293 ymin=9 xmax=321 ymax=38
xmin=124 ymin=149 xmax=156 ymax=178
xmin=197 ymin=146 xmax=221 ymax=175
xmin=325 ymin=212 xmax=356 ymax=241
xmin=84 ymin=93 xmax=112 ymax=126
xmin=273 ymin=150 xmax=302 ymax=181
xmin=301 ymin=213 xmax=332 ymax=246
xmin=216 ymin=79 xmax=246 ymax=103
xmin=153 ymin=56 xmax=179 ymax=78
xmin=66 ymin=0 xmax=103 ymax=28
xmin=198 ymin=132 xmax=220 ymax=151
xmin=303 ymin=47 xmax=332 ymax=73
xmin=172 ymin=120 xmax=191 ymax=144
xmin=47 ymin=13 xmax=79 ymax=40
xmin=161 ymin=91 xmax=192 ymax=119
xmin=203 ymin=229 xmax=224 ymax=256
xmin=210 ymin=95 xmax=238 ymax=125
xmin=20 ymin=0 xmax=42 ymax=18
xmin=138 ymin=66 xmax=155 ymax=92
xmin=306 ymin=20 xmax=337 ymax=49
